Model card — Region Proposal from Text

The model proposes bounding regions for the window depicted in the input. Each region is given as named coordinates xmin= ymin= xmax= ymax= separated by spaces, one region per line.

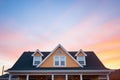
xmin=60 ymin=56 xmax=65 ymax=66
xmin=77 ymin=56 xmax=85 ymax=65
xmin=54 ymin=56 xmax=66 ymax=67
xmin=55 ymin=56 xmax=59 ymax=66
xmin=57 ymin=50 xmax=62 ymax=54
xmin=33 ymin=56 xmax=42 ymax=65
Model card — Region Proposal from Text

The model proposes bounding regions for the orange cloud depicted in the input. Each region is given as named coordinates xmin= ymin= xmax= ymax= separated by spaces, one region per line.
xmin=83 ymin=18 xmax=120 ymax=69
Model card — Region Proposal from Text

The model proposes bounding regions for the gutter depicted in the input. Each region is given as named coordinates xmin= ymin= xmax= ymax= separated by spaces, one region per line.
xmin=7 ymin=70 xmax=112 ymax=73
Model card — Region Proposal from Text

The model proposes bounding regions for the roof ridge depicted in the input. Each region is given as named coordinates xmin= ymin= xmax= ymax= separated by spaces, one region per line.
xmin=23 ymin=51 xmax=94 ymax=52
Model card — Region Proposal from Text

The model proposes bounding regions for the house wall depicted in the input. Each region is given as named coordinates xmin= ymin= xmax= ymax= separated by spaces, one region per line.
xmin=72 ymin=75 xmax=80 ymax=80
xmin=110 ymin=69 xmax=120 ymax=80
xmin=40 ymin=47 xmax=79 ymax=67
xmin=91 ymin=76 xmax=98 ymax=80
xmin=34 ymin=53 xmax=42 ymax=56
xmin=54 ymin=75 xmax=65 ymax=80
xmin=19 ymin=76 xmax=26 ymax=80
xmin=77 ymin=52 xmax=84 ymax=56
xmin=19 ymin=75 xmax=47 ymax=80
xmin=18 ymin=75 xmax=99 ymax=80
xmin=83 ymin=75 xmax=98 ymax=80
xmin=30 ymin=75 xmax=46 ymax=80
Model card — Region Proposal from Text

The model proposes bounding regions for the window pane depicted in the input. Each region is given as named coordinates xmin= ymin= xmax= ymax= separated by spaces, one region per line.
xmin=35 ymin=61 xmax=40 ymax=64
xmin=77 ymin=56 xmax=84 ymax=61
xmin=61 ymin=61 xmax=65 ymax=66
xmin=55 ymin=61 xmax=59 ymax=66
xmin=78 ymin=61 xmax=84 ymax=64
xmin=34 ymin=56 xmax=40 ymax=61
xmin=60 ymin=56 xmax=65 ymax=61
xmin=60 ymin=56 xmax=65 ymax=66
xmin=77 ymin=56 xmax=85 ymax=65
xmin=54 ymin=56 xmax=59 ymax=66
xmin=55 ymin=56 xmax=59 ymax=61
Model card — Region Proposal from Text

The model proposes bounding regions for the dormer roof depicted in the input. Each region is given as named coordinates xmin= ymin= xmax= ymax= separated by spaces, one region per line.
xmin=75 ymin=49 xmax=87 ymax=56
xmin=32 ymin=49 xmax=43 ymax=56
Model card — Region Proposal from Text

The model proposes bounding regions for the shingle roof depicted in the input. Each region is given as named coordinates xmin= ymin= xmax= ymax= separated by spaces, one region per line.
xmin=8 ymin=51 xmax=108 ymax=71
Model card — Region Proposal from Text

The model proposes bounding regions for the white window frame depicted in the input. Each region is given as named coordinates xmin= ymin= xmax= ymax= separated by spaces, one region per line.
xmin=77 ymin=56 xmax=86 ymax=65
xmin=54 ymin=56 xmax=59 ymax=66
xmin=54 ymin=56 xmax=66 ymax=67
xmin=33 ymin=56 xmax=42 ymax=66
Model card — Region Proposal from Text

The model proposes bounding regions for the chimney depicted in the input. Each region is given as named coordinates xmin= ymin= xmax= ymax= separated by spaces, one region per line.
xmin=2 ymin=65 xmax=4 ymax=75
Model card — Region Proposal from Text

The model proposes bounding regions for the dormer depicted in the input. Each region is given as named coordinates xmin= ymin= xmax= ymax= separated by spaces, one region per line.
xmin=32 ymin=49 xmax=43 ymax=66
xmin=75 ymin=49 xmax=87 ymax=65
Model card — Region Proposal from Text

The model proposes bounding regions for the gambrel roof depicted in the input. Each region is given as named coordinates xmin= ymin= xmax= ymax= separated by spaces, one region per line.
xmin=8 ymin=51 xmax=108 ymax=71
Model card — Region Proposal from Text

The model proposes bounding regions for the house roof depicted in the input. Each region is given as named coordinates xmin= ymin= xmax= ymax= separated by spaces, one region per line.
xmin=8 ymin=51 xmax=108 ymax=71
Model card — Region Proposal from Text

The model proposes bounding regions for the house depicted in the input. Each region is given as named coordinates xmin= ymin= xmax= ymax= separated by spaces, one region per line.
xmin=110 ymin=69 xmax=120 ymax=80
xmin=6 ymin=44 xmax=111 ymax=80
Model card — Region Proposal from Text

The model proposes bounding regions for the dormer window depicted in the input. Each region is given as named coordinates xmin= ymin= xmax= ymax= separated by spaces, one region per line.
xmin=75 ymin=49 xmax=87 ymax=66
xmin=33 ymin=56 xmax=42 ymax=65
xmin=32 ymin=49 xmax=43 ymax=66
xmin=77 ymin=56 xmax=85 ymax=65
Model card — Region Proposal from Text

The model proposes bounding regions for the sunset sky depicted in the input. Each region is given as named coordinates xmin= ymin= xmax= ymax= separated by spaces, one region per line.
xmin=0 ymin=0 xmax=120 ymax=75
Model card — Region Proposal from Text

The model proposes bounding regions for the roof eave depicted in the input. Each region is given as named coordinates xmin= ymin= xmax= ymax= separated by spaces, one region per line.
xmin=7 ymin=69 xmax=112 ymax=73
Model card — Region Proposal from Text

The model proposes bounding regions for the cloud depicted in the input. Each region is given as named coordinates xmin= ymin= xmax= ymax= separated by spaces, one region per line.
xmin=45 ymin=15 xmax=120 ymax=69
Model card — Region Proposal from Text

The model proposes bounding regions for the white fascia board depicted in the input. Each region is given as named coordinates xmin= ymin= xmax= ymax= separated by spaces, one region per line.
xmin=7 ymin=70 xmax=112 ymax=73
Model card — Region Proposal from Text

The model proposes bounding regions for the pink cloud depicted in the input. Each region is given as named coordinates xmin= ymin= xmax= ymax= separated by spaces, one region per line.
xmin=46 ymin=16 xmax=120 ymax=69
xmin=46 ymin=13 xmax=102 ymax=49
xmin=0 ymin=12 xmax=120 ymax=74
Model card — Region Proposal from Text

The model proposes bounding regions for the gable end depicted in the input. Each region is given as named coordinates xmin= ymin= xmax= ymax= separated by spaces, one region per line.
xmin=37 ymin=44 xmax=83 ymax=67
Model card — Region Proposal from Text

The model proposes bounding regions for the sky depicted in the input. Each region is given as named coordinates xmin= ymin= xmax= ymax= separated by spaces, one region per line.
xmin=0 ymin=0 xmax=120 ymax=75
